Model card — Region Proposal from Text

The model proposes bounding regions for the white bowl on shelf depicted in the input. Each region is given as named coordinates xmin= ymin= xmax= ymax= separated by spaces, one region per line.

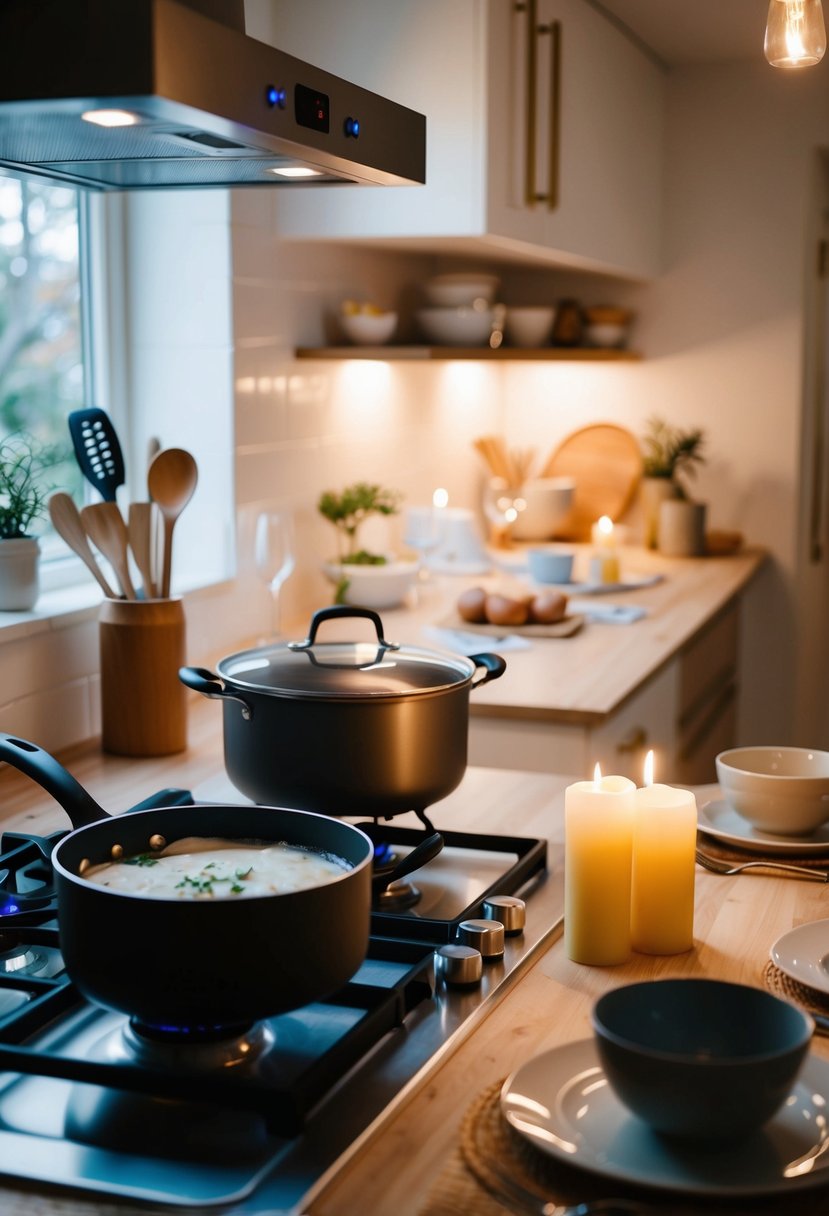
xmin=339 ymin=311 xmax=398 ymax=346
xmin=322 ymin=559 xmax=418 ymax=609
xmin=416 ymin=306 xmax=494 ymax=346
xmin=504 ymin=306 xmax=557 ymax=348
xmin=584 ymin=321 xmax=628 ymax=349
xmin=422 ymin=274 xmax=500 ymax=308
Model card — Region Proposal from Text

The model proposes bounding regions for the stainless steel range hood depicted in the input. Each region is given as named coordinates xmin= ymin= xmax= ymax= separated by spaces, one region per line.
xmin=0 ymin=0 xmax=426 ymax=191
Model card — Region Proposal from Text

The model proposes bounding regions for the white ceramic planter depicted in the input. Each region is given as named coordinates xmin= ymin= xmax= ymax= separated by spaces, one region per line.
xmin=0 ymin=537 xmax=40 ymax=610
xmin=323 ymin=558 xmax=418 ymax=609
xmin=658 ymin=500 xmax=707 ymax=557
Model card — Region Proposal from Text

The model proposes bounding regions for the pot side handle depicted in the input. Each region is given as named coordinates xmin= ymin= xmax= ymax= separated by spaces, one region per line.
xmin=0 ymin=733 xmax=110 ymax=829
xmin=469 ymin=653 xmax=507 ymax=688
xmin=178 ymin=666 xmax=254 ymax=721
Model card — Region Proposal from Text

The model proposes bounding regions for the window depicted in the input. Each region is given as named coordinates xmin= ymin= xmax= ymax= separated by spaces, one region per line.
xmin=0 ymin=171 xmax=87 ymax=564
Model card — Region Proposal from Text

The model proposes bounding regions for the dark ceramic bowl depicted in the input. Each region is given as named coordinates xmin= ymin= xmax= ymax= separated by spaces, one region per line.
xmin=592 ymin=978 xmax=814 ymax=1141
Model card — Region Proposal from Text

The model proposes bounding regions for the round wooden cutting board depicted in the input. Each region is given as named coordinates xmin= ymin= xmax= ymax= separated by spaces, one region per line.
xmin=542 ymin=423 xmax=643 ymax=540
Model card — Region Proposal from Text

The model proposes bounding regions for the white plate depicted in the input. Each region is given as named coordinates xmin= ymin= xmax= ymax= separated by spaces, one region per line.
xmin=501 ymin=1039 xmax=829 ymax=1199
xmin=698 ymin=798 xmax=829 ymax=855
xmin=771 ymin=919 xmax=829 ymax=995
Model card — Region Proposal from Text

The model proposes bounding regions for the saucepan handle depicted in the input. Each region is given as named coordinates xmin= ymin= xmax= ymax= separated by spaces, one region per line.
xmin=179 ymin=666 xmax=254 ymax=721
xmin=469 ymin=653 xmax=507 ymax=688
xmin=0 ymin=733 xmax=110 ymax=829
xmin=371 ymin=831 xmax=444 ymax=894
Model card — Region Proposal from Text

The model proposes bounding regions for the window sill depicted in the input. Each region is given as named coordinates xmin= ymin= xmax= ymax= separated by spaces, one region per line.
xmin=0 ymin=583 xmax=104 ymax=644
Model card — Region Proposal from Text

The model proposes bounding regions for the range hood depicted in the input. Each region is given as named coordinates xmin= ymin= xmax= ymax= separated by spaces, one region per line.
xmin=0 ymin=0 xmax=426 ymax=191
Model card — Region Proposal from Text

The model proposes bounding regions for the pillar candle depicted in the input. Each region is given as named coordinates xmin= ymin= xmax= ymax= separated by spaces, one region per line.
xmin=565 ymin=771 xmax=636 ymax=965
xmin=631 ymin=762 xmax=697 ymax=955
xmin=588 ymin=515 xmax=620 ymax=584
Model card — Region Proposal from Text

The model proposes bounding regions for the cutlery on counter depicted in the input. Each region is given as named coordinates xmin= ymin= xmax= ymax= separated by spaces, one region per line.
xmin=695 ymin=848 xmax=827 ymax=882
xmin=80 ymin=502 xmax=137 ymax=600
xmin=48 ymin=493 xmax=116 ymax=599
xmin=148 ymin=447 xmax=199 ymax=598
xmin=67 ymin=407 xmax=126 ymax=504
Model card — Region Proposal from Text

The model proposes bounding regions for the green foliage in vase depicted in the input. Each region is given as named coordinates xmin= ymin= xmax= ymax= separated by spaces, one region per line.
xmin=641 ymin=417 xmax=706 ymax=498
xmin=0 ymin=431 xmax=64 ymax=539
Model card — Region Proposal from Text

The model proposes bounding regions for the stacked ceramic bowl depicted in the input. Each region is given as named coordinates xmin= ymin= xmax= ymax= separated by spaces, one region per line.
xmin=417 ymin=273 xmax=499 ymax=346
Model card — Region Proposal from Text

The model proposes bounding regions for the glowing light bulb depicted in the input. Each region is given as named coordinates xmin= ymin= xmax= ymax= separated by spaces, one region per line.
xmin=765 ymin=0 xmax=826 ymax=68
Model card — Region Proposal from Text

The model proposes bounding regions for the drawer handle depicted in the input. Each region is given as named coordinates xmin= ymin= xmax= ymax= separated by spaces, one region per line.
xmin=616 ymin=726 xmax=648 ymax=755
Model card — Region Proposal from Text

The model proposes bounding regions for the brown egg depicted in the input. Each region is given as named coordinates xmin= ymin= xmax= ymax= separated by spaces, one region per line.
xmin=457 ymin=586 xmax=488 ymax=624
xmin=485 ymin=594 xmax=529 ymax=627
xmin=528 ymin=591 xmax=569 ymax=624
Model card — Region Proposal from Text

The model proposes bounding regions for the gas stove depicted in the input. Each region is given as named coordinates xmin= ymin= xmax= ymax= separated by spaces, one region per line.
xmin=0 ymin=789 xmax=562 ymax=1213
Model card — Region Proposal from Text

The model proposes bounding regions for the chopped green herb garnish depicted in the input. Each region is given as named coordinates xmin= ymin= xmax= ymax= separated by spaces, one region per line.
xmin=123 ymin=854 xmax=159 ymax=867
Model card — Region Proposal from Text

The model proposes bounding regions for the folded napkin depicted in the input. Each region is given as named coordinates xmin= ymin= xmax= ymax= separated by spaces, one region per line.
xmin=421 ymin=626 xmax=532 ymax=656
xmin=567 ymin=598 xmax=647 ymax=624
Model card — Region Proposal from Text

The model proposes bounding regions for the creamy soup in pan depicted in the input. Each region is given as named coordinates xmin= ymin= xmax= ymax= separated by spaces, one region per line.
xmin=83 ymin=836 xmax=352 ymax=900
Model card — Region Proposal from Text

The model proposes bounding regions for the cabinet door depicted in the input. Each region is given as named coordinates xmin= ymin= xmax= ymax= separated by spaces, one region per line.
xmin=487 ymin=0 xmax=665 ymax=278
xmin=260 ymin=0 xmax=489 ymax=241
xmin=589 ymin=660 xmax=678 ymax=782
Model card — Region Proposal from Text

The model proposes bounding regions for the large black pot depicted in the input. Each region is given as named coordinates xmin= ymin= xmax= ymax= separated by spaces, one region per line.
xmin=180 ymin=606 xmax=506 ymax=818
xmin=0 ymin=734 xmax=440 ymax=1030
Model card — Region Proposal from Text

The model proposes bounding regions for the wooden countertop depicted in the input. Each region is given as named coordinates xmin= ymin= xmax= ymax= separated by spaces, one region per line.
xmin=320 ymin=546 xmax=764 ymax=726
xmin=0 ymin=704 xmax=824 ymax=1215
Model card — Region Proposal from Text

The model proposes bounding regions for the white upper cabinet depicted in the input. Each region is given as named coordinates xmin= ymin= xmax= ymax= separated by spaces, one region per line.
xmin=250 ymin=0 xmax=665 ymax=280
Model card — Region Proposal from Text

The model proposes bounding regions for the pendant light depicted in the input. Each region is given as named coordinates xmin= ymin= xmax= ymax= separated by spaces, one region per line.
xmin=765 ymin=0 xmax=826 ymax=68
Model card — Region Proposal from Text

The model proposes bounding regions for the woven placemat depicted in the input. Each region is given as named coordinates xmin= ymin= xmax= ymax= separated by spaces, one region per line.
xmin=698 ymin=831 xmax=829 ymax=869
xmin=417 ymin=1064 xmax=829 ymax=1216
xmin=763 ymin=958 xmax=829 ymax=1032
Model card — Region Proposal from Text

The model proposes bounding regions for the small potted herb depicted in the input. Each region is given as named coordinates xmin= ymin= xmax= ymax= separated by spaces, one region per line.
xmin=640 ymin=418 xmax=707 ymax=553
xmin=317 ymin=480 xmax=416 ymax=607
xmin=0 ymin=431 xmax=61 ymax=609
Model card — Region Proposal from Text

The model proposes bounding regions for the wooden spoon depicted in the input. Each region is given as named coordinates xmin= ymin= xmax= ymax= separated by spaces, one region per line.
xmin=128 ymin=502 xmax=157 ymax=599
xmin=48 ymin=493 xmax=117 ymax=598
xmin=80 ymin=502 xmax=137 ymax=600
xmin=147 ymin=447 xmax=199 ymax=598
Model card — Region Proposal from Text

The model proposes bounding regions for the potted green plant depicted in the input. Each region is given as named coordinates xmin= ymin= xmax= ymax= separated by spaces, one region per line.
xmin=0 ymin=431 xmax=60 ymax=609
xmin=318 ymin=481 xmax=416 ymax=607
xmin=639 ymin=418 xmax=707 ymax=551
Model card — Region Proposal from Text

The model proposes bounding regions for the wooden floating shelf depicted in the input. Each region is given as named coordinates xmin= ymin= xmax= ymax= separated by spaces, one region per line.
xmin=295 ymin=345 xmax=642 ymax=362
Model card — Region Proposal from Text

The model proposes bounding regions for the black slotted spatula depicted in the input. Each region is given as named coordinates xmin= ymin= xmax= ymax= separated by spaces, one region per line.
xmin=67 ymin=408 xmax=126 ymax=503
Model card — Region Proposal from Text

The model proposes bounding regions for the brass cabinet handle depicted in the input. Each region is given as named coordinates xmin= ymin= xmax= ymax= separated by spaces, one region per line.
xmin=516 ymin=3 xmax=561 ymax=210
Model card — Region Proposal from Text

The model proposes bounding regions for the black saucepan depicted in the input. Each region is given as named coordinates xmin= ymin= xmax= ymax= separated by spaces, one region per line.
xmin=0 ymin=734 xmax=443 ymax=1029
xmin=180 ymin=605 xmax=507 ymax=817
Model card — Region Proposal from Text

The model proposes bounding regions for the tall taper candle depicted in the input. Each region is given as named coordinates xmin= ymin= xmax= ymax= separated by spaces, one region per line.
xmin=631 ymin=751 xmax=697 ymax=955
xmin=565 ymin=769 xmax=636 ymax=965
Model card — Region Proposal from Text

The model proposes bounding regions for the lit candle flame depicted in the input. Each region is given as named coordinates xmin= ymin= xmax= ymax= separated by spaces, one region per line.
xmin=593 ymin=761 xmax=602 ymax=789
xmin=643 ymin=749 xmax=655 ymax=787
xmin=432 ymin=487 xmax=449 ymax=509
xmin=597 ymin=515 xmax=614 ymax=537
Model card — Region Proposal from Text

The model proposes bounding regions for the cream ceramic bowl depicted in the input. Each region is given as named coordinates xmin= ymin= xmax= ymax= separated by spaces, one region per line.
xmin=716 ymin=746 xmax=829 ymax=835
xmin=416 ymin=306 xmax=494 ymax=346
xmin=422 ymin=274 xmax=500 ymax=308
xmin=322 ymin=559 xmax=418 ymax=609
xmin=504 ymin=306 xmax=556 ymax=348
xmin=339 ymin=311 xmax=398 ymax=346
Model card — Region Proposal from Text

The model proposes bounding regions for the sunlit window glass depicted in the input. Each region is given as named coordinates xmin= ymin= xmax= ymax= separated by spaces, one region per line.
xmin=0 ymin=172 xmax=86 ymax=555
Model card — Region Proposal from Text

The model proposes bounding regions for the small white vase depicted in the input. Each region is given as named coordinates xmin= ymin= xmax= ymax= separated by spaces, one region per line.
xmin=0 ymin=537 xmax=40 ymax=610
xmin=658 ymin=500 xmax=707 ymax=557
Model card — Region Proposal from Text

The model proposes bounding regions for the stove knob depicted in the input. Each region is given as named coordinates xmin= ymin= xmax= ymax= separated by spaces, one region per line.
xmin=434 ymin=943 xmax=483 ymax=986
xmin=457 ymin=917 xmax=505 ymax=959
xmin=482 ymin=895 xmax=526 ymax=935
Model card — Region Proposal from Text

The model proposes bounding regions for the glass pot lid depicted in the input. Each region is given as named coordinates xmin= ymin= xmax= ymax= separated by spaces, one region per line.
xmin=217 ymin=607 xmax=476 ymax=699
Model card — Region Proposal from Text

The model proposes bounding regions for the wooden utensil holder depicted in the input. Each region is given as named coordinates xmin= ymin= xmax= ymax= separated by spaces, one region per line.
xmin=99 ymin=598 xmax=187 ymax=756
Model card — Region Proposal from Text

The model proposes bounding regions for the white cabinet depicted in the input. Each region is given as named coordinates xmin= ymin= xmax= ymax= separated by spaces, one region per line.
xmin=250 ymin=0 xmax=665 ymax=280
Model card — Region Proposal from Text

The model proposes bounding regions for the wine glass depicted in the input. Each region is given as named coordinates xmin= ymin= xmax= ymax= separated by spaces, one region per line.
xmin=403 ymin=504 xmax=443 ymax=583
xmin=254 ymin=510 xmax=296 ymax=643
xmin=482 ymin=477 xmax=526 ymax=547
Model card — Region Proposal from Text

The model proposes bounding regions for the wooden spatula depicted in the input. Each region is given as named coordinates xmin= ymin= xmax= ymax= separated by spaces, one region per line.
xmin=128 ymin=502 xmax=157 ymax=599
xmin=80 ymin=503 xmax=137 ymax=600
xmin=49 ymin=492 xmax=116 ymax=598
